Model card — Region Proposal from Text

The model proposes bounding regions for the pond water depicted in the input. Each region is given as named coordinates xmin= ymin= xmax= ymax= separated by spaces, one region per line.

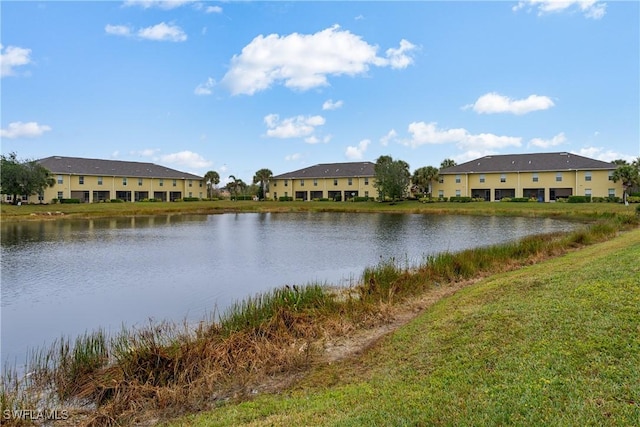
xmin=1 ymin=212 xmax=577 ymax=366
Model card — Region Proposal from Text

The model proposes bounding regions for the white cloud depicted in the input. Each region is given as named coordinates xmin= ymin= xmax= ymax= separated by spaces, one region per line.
xmin=404 ymin=121 xmax=522 ymax=151
xmin=264 ymin=114 xmax=326 ymax=138
xmin=130 ymin=148 xmax=160 ymax=157
xmin=304 ymin=135 xmax=331 ymax=144
xmin=529 ymin=132 xmax=567 ymax=148
xmin=194 ymin=77 xmax=216 ymax=95
xmin=105 ymin=24 xmax=133 ymax=37
xmin=513 ymin=0 xmax=607 ymax=20
xmin=1 ymin=44 xmax=32 ymax=77
xmin=158 ymin=150 xmax=213 ymax=168
xmin=106 ymin=22 xmax=187 ymax=42
xmin=221 ymin=25 xmax=416 ymax=95
xmin=138 ymin=22 xmax=187 ymax=42
xmin=385 ymin=39 xmax=416 ymax=69
xmin=205 ymin=5 xmax=222 ymax=13
xmin=285 ymin=153 xmax=302 ymax=161
xmin=124 ymin=0 xmax=196 ymax=10
xmin=466 ymin=92 xmax=555 ymax=115
xmin=406 ymin=122 xmax=467 ymax=146
xmin=345 ymin=139 xmax=370 ymax=160
xmin=0 ymin=121 xmax=51 ymax=139
xmin=380 ymin=129 xmax=398 ymax=147
xmin=322 ymin=99 xmax=344 ymax=110
xmin=574 ymin=147 xmax=634 ymax=163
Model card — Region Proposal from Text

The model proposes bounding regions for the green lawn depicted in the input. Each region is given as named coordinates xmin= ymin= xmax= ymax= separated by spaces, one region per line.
xmin=170 ymin=228 xmax=640 ymax=426
xmin=1 ymin=199 xmax=636 ymax=222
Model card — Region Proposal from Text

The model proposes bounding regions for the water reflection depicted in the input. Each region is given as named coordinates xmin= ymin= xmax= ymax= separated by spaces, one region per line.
xmin=1 ymin=212 xmax=576 ymax=365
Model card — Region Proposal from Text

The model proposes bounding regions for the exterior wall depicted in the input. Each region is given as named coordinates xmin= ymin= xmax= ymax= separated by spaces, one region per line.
xmin=433 ymin=170 xmax=622 ymax=201
xmin=18 ymin=174 xmax=205 ymax=204
xmin=268 ymin=176 xmax=378 ymax=201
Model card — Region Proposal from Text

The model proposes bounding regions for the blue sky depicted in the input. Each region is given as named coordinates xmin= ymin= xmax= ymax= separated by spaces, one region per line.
xmin=1 ymin=0 xmax=638 ymax=184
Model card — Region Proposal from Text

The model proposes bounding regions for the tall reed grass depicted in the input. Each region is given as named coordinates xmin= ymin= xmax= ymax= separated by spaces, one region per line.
xmin=1 ymin=215 xmax=636 ymax=426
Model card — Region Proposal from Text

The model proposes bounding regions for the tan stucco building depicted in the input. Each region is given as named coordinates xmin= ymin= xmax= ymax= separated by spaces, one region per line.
xmin=433 ymin=152 xmax=623 ymax=202
xmin=10 ymin=156 xmax=205 ymax=204
xmin=268 ymin=162 xmax=379 ymax=201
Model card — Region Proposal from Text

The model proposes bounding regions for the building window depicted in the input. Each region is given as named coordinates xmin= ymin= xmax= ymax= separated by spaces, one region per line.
xmin=79 ymin=176 xmax=84 ymax=185
xmin=532 ymin=173 xmax=538 ymax=183
xmin=138 ymin=178 xmax=143 ymax=186
xmin=188 ymin=180 xmax=193 ymax=187
xmin=57 ymin=175 xmax=63 ymax=184
xmin=608 ymin=171 xmax=614 ymax=181
xmin=585 ymin=171 xmax=592 ymax=181
xmin=57 ymin=191 xmax=63 ymax=199
xmin=173 ymin=179 xmax=177 ymax=187
xmin=334 ymin=179 xmax=338 ymax=186
xmin=38 ymin=192 xmax=44 ymax=201
xmin=274 ymin=192 xmax=278 ymax=199
xmin=500 ymin=174 xmax=506 ymax=183
xmin=313 ymin=179 xmax=318 ymax=186
xmin=364 ymin=177 xmax=369 ymax=185
xmin=159 ymin=179 xmax=164 ymax=187
xmin=273 ymin=181 xmax=277 ymax=187
xmin=300 ymin=179 xmax=304 ymax=186
xmin=585 ymin=188 xmax=592 ymax=197
xmin=348 ymin=178 xmax=353 ymax=185
xmin=365 ymin=191 xmax=369 ymax=198
xmin=479 ymin=174 xmax=485 ymax=183
xmin=439 ymin=177 xmax=444 ymax=184
xmin=455 ymin=175 xmax=461 ymax=184
xmin=438 ymin=190 xmax=444 ymax=198
xmin=199 ymin=181 xmax=203 ymax=187
xmin=556 ymin=172 xmax=563 ymax=182
xmin=98 ymin=176 xmax=103 ymax=185
xmin=284 ymin=180 xmax=288 ymax=187
xmin=608 ymin=188 xmax=615 ymax=197
xmin=123 ymin=177 xmax=128 ymax=186
xmin=455 ymin=189 xmax=461 ymax=197
xmin=189 ymin=192 xmax=192 ymax=198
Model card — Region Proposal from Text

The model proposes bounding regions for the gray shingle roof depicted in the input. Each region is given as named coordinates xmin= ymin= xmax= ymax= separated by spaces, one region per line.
xmin=273 ymin=162 xmax=376 ymax=179
xmin=37 ymin=156 xmax=203 ymax=180
xmin=440 ymin=152 xmax=616 ymax=174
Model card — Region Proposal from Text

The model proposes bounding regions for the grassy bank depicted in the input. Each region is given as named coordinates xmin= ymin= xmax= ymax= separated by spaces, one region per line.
xmin=1 ymin=199 xmax=637 ymax=222
xmin=1 ymin=212 xmax=637 ymax=426
xmin=171 ymin=227 xmax=640 ymax=427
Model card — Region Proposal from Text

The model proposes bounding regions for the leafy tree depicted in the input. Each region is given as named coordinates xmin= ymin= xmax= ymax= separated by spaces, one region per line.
xmin=252 ymin=168 xmax=273 ymax=200
xmin=440 ymin=158 xmax=457 ymax=169
xmin=204 ymin=170 xmax=220 ymax=199
xmin=374 ymin=155 xmax=410 ymax=202
xmin=412 ymin=166 xmax=440 ymax=197
xmin=1 ymin=152 xmax=55 ymax=204
xmin=612 ymin=161 xmax=640 ymax=203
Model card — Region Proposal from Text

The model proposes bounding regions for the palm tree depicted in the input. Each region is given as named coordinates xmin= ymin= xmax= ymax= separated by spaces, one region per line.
xmin=253 ymin=168 xmax=273 ymax=200
xmin=204 ymin=170 xmax=220 ymax=199
xmin=228 ymin=175 xmax=247 ymax=200
xmin=440 ymin=158 xmax=457 ymax=169
xmin=412 ymin=166 xmax=439 ymax=198
xmin=612 ymin=162 xmax=640 ymax=204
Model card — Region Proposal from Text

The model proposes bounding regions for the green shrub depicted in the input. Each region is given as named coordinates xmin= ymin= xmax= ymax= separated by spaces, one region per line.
xmin=568 ymin=195 xmax=590 ymax=203
xmin=59 ymin=198 xmax=81 ymax=204
xmin=352 ymin=196 xmax=372 ymax=202
xmin=314 ymin=198 xmax=330 ymax=202
xmin=449 ymin=196 xmax=472 ymax=203
xmin=182 ymin=197 xmax=200 ymax=202
xmin=278 ymin=196 xmax=293 ymax=201
xmin=636 ymin=204 xmax=640 ymax=216
xmin=110 ymin=199 xmax=124 ymax=203
xmin=506 ymin=197 xmax=531 ymax=203
xmin=627 ymin=196 xmax=640 ymax=203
